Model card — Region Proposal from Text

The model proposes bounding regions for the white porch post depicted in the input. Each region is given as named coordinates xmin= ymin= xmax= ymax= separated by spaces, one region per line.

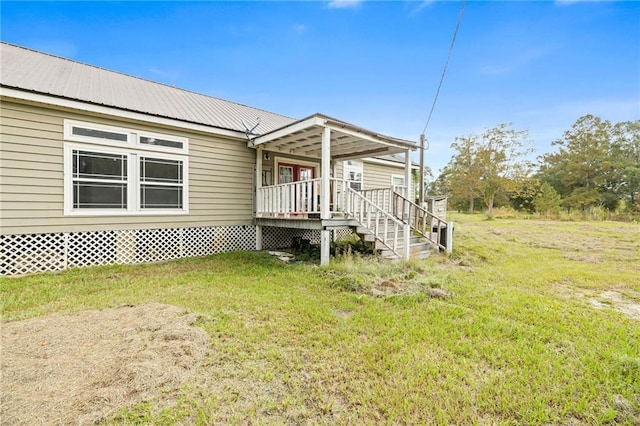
xmin=404 ymin=148 xmax=412 ymax=201
xmin=256 ymin=147 xmax=263 ymax=250
xmin=256 ymin=147 xmax=263 ymax=217
xmin=320 ymin=126 xmax=331 ymax=266
xmin=403 ymin=149 xmax=412 ymax=260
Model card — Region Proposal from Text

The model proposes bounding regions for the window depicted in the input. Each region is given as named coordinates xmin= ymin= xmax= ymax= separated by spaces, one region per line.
xmin=64 ymin=120 xmax=188 ymax=215
xmin=391 ymin=174 xmax=407 ymax=193
xmin=391 ymin=175 xmax=406 ymax=187
xmin=72 ymin=150 xmax=128 ymax=209
xmin=279 ymin=166 xmax=293 ymax=184
xmin=72 ymin=127 xmax=128 ymax=142
xmin=140 ymin=157 xmax=184 ymax=209
xmin=139 ymin=136 xmax=184 ymax=149
xmin=64 ymin=120 xmax=187 ymax=153
xmin=343 ymin=160 xmax=363 ymax=191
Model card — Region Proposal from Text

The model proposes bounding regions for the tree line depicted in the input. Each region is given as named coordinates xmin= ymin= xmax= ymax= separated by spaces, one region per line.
xmin=429 ymin=115 xmax=640 ymax=220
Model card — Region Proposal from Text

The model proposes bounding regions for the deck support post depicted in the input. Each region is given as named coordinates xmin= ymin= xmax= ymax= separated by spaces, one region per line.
xmin=403 ymin=223 xmax=411 ymax=261
xmin=321 ymin=229 xmax=331 ymax=266
xmin=256 ymin=225 xmax=263 ymax=251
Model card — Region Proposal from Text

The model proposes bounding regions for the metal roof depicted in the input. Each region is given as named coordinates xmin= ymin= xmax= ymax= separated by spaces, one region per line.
xmin=0 ymin=42 xmax=294 ymax=134
xmin=0 ymin=42 xmax=416 ymax=156
xmin=251 ymin=113 xmax=416 ymax=160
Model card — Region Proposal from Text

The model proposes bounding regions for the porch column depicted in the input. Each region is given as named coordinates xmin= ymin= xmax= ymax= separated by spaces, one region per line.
xmin=404 ymin=148 xmax=412 ymax=200
xmin=255 ymin=146 xmax=263 ymax=250
xmin=256 ymin=146 xmax=263 ymax=217
xmin=403 ymin=148 xmax=412 ymax=260
xmin=321 ymin=127 xmax=331 ymax=220
xmin=321 ymin=126 xmax=331 ymax=266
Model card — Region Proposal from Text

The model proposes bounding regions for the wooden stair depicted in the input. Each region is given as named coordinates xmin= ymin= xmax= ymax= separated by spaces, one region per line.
xmin=354 ymin=224 xmax=436 ymax=261
xmin=339 ymin=186 xmax=447 ymax=261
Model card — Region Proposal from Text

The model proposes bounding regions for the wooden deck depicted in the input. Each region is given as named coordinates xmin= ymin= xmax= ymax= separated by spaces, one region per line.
xmin=254 ymin=216 xmax=359 ymax=230
xmin=255 ymin=179 xmax=451 ymax=262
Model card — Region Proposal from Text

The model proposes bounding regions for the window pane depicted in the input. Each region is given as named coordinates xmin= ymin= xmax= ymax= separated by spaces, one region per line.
xmin=392 ymin=176 xmax=405 ymax=186
xmin=140 ymin=185 xmax=183 ymax=209
xmin=73 ymin=151 xmax=127 ymax=180
xmin=141 ymin=157 xmax=182 ymax=183
xmin=73 ymin=182 xmax=127 ymax=209
xmin=140 ymin=136 xmax=183 ymax=149
xmin=72 ymin=126 xmax=128 ymax=142
xmin=279 ymin=166 xmax=293 ymax=184
xmin=299 ymin=168 xmax=313 ymax=181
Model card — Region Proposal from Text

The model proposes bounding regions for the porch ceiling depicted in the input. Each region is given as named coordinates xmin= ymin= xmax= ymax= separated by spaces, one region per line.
xmin=248 ymin=113 xmax=416 ymax=160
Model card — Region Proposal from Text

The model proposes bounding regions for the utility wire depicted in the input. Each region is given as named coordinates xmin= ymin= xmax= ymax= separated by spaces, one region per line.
xmin=421 ymin=0 xmax=466 ymax=137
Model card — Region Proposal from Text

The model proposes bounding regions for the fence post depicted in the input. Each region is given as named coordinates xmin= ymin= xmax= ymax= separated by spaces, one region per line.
xmin=403 ymin=223 xmax=411 ymax=260
xmin=446 ymin=221 xmax=454 ymax=254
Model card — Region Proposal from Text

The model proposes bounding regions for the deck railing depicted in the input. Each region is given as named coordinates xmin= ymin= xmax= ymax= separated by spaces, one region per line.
xmin=256 ymin=179 xmax=450 ymax=257
xmin=257 ymin=178 xmax=321 ymax=218
xmin=340 ymin=184 xmax=405 ymax=258
xmin=257 ymin=179 xmax=393 ymax=218
xmin=392 ymin=192 xmax=451 ymax=253
xmin=360 ymin=188 xmax=393 ymax=213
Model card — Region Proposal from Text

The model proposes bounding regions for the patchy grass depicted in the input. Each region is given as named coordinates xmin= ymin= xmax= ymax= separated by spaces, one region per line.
xmin=1 ymin=216 xmax=639 ymax=424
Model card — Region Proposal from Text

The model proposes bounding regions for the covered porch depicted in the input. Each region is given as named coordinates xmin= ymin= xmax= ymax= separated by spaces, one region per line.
xmin=249 ymin=113 xmax=447 ymax=265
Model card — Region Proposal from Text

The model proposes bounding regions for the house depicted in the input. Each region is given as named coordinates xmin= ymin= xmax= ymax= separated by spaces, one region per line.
xmin=0 ymin=42 xmax=450 ymax=276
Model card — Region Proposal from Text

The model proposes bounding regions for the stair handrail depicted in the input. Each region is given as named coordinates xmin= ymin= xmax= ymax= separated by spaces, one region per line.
xmin=342 ymin=185 xmax=405 ymax=258
xmin=392 ymin=192 xmax=449 ymax=252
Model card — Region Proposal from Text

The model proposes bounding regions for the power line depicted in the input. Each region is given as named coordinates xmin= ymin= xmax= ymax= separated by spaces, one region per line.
xmin=421 ymin=0 xmax=466 ymax=136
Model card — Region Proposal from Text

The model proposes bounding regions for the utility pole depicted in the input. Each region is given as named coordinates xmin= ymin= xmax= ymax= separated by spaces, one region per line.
xmin=419 ymin=134 xmax=425 ymax=206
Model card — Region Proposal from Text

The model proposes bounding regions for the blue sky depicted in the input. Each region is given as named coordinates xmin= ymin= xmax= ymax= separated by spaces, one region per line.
xmin=1 ymin=1 xmax=638 ymax=173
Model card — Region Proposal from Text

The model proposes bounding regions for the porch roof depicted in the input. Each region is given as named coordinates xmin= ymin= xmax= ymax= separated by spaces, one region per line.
xmin=248 ymin=113 xmax=417 ymax=160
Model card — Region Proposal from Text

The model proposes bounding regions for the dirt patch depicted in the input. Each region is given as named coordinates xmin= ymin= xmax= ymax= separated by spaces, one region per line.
xmin=554 ymin=284 xmax=640 ymax=321
xmin=590 ymin=291 xmax=640 ymax=320
xmin=1 ymin=303 xmax=211 ymax=425
xmin=563 ymin=252 xmax=602 ymax=263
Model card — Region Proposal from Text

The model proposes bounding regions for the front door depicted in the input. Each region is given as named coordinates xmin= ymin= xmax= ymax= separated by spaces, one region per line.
xmin=277 ymin=163 xmax=317 ymax=214
xmin=278 ymin=163 xmax=315 ymax=183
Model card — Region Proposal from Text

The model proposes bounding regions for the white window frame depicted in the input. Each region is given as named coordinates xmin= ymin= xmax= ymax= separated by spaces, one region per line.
xmin=391 ymin=174 xmax=407 ymax=193
xmin=343 ymin=160 xmax=363 ymax=191
xmin=273 ymin=156 xmax=319 ymax=184
xmin=63 ymin=120 xmax=189 ymax=216
xmin=391 ymin=174 xmax=406 ymax=187
xmin=64 ymin=119 xmax=188 ymax=154
xmin=65 ymin=144 xmax=132 ymax=213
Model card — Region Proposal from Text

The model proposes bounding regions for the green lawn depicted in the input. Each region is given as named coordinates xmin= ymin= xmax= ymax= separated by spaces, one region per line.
xmin=1 ymin=213 xmax=639 ymax=424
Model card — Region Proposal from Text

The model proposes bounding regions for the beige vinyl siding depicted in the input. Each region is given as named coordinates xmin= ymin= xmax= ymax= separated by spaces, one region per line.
xmin=1 ymin=98 xmax=256 ymax=235
xmin=334 ymin=160 xmax=412 ymax=194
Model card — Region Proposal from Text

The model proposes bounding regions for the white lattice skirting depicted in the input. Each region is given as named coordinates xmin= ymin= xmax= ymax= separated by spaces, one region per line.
xmin=1 ymin=226 xmax=355 ymax=276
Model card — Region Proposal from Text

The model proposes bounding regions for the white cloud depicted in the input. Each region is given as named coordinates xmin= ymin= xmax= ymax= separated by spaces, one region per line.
xmin=410 ymin=0 xmax=436 ymax=17
xmin=480 ymin=46 xmax=556 ymax=75
xmin=327 ymin=0 xmax=363 ymax=9
xmin=293 ymin=24 xmax=307 ymax=34
xmin=555 ymin=0 xmax=616 ymax=6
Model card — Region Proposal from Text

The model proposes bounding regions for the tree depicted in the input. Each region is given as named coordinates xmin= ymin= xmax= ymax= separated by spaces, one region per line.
xmin=414 ymin=166 xmax=434 ymax=202
xmin=534 ymin=182 xmax=562 ymax=217
xmin=539 ymin=115 xmax=640 ymax=213
xmin=611 ymin=120 xmax=640 ymax=211
xmin=442 ymin=123 xmax=533 ymax=218
xmin=446 ymin=135 xmax=483 ymax=212
xmin=510 ymin=177 xmax=540 ymax=214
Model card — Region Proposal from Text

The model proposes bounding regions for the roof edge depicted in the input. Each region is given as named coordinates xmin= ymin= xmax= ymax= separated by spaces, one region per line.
xmin=0 ymin=86 xmax=248 ymax=140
